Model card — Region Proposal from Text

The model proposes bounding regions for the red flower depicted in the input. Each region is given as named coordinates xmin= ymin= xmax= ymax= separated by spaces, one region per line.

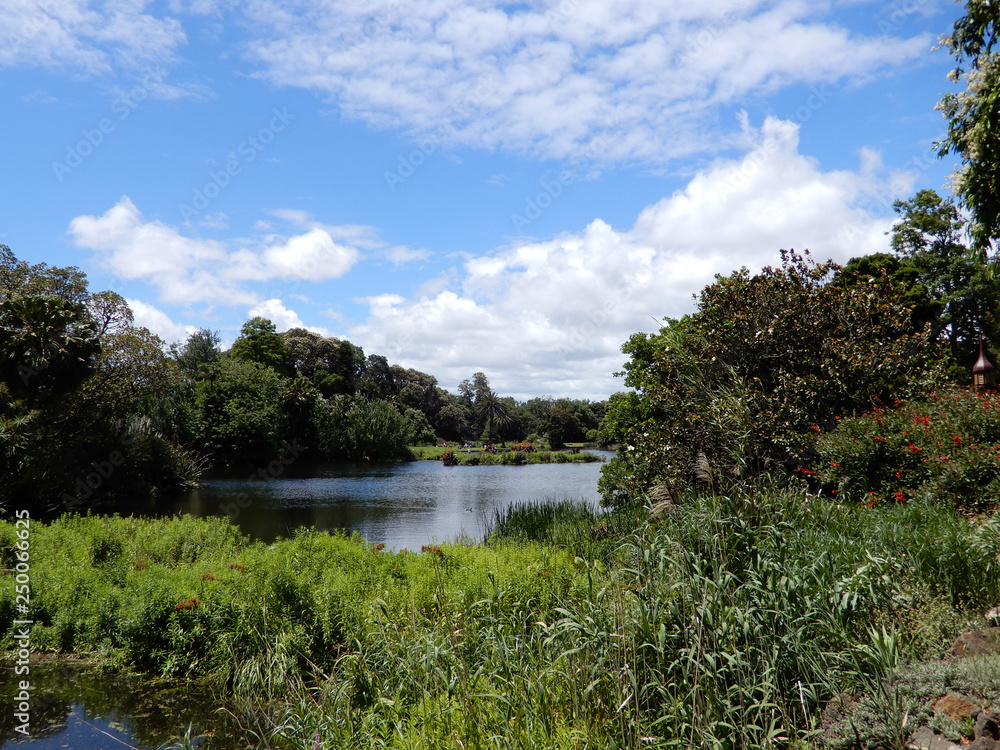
xmin=894 ymin=471 xmax=901 ymax=479
xmin=894 ymin=490 xmax=906 ymax=503
xmin=811 ymin=424 xmax=820 ymax=432
xmin=874 ymin=436 xmax=886 ymax=442
xmin=953 ymin=435 xmax=962 ymax=444
xmin=830 ymin=461 xmax=839 ymax=467
xmin=908 ymin=443 xmax=921 ymax=453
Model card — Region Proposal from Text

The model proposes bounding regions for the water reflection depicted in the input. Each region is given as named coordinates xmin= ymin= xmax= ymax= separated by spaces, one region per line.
xmin=0 ymin=662 xmax=260 ymax=749
xmin=155 ymin=452 xmax=611 ymax=548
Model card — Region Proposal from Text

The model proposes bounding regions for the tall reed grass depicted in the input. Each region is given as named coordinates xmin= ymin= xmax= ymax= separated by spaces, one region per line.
xmin=3 ymin=487 xmax=998 ymax=749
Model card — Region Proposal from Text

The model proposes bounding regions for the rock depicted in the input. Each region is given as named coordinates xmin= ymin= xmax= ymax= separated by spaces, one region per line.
xmin=978 ymin=710 xmax=1000 ymax=741
xmin=986 ymin=607 xmax=1000 ymax=627
xmin=934 ymin=692 xmax=983 ymax=720
xmin=953 ymin=631 xmax=997 ymax=658
xmin=969 ymin=739 xmax=999 ymax=750
xmin=907 ymin=726 xmax=965 ymax=750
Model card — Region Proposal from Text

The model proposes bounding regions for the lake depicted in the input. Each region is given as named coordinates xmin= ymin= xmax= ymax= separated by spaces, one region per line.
xmin=153 ymin=451 xmax=613 ymax=548
xmin=7 ymin=453 xmax=613 ymax=749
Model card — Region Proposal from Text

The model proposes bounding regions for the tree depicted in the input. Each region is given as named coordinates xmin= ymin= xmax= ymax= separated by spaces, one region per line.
xmin=545 ymin=406 xmax=585 ymax=449
xmin=475 ymin=390 xmax=511 ymax=444
xmin=229 ymin=317 xmax=294 ymax=376
xmin=887 ymin=189 xmax=1000 ymax=373
xmin=175 ymin=328 xmax=222 ymax=376
xmin=358 ymin=354 xmax=397 ymax=400
xmin=0 ymin=247 xmax=200 ymax=508
xmin=937 ymin=0 xmax=1000 ymax=252
xmin=197 ymin=358 xmax=285 ymax=467
xmin=600 ymin=250 xmax=947 ymax=505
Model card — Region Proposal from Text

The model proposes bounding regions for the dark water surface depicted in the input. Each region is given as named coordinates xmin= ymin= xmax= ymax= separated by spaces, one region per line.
xmin=11 ymin=453 xmax=612 ymax=748
xmin=144 ymin=451 xmax=612 ymax=549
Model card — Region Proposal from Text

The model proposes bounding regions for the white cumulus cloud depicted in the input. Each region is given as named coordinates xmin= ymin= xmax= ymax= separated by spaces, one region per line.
xmin=350 ymin=116 xmax=913 ymax=399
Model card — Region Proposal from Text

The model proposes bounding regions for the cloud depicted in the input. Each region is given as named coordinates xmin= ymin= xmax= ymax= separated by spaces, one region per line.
xmin=68 ymin=197 xmax=367 ymax=305
xmin=248 ymin=298 xmax=329 ymax=335
xmin=349 ymin=116 xmax=913 ymax=399
xmin=241 ymin=0 xmax=930 ymax=162
xmin=0 ymin=0 xmax=186 ymax=74
xmin=126 ymin=298 xmax=196 ymax=345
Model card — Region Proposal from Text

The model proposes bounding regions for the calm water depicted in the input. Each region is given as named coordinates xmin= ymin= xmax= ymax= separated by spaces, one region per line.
xmin=150 ymin=451 xmax=612 ymax=549
xmin=13 ymin=454 xmax=612 ymax=748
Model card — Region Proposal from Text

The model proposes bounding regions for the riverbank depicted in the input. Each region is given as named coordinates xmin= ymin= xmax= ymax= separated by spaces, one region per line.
xmin=410 ymin=445 xmax=604 ymax=464
xmin=4 ymin=489 xmax=1000 ymax=748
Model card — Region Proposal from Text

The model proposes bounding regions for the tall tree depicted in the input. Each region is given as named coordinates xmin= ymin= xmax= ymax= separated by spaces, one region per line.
xmin=175 ymin=328 xmax=222 ymax=375
xmin=886 ymin=189 xmax=1000 ymax=373
xmin=229 ymin=317 xmax=294 ymax=376
xmin=475 ymin=390 xmax=511 ymax=444
xmin=937 ymin=0 xmax=1000 ymax=252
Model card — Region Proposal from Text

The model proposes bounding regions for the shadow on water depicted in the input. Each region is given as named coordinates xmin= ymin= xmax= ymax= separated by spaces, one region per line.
xmin=0 ymin=661 xmax=263 ymax=749
xmin=69 ymin=451 xmax=615 ymax=550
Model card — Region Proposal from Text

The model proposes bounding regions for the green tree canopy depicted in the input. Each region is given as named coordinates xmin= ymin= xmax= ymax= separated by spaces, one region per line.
xmin=600 ymin=250 xmax=947 ymax=505
xmin=229 ymin=317 xmax=294 ymax=376
xmin=937 ymin=0 xmax=1000 ymax=251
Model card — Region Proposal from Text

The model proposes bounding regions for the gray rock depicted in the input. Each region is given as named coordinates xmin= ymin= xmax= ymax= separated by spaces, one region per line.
xmin=907 ymin=726 xmax=965 ymax=750
xmin=978 ymin=710 xmax=1000 ymax=741
xmin=969 ymin=738 xmax=999 ymax=750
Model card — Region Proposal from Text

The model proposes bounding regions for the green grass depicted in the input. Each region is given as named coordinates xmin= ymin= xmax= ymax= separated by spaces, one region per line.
xmin=4 ymin=488 xmax=1000 ymax=749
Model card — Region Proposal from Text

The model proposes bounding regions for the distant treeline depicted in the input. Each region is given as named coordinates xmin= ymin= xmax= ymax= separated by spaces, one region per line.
xmin=0 ymin=247 xmax=607 ymax=512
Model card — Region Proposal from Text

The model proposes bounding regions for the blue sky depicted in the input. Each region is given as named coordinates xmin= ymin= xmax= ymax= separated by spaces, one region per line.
xmin=0 ymin=0 xmax=964 ymax=399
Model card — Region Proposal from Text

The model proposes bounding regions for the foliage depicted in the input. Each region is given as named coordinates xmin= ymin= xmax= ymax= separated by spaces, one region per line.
xmin=229 ymin=317 xmax=294 ymax=377
xmin=0 ymin=248 xmax=200 ymax=509
xmin=815 ymin=386 xmax=1000 ymax=510
xmin=600 ymin=250 xmax=947 ymax=506
xmin=937 ymin=1 xmax=1000 ymax=251
xmin=544 ymin=405 xmax=587 ymax=449
xmin=475 ymin=389 xmax=512 ymax=444
xmin=172 ymin=328 xmax=221 ymax=376
xmin=6 ymin=482 xmax=1000 ymax=748
xmin=315 ymin=396 xmax=414 ymax=461
xmin=197 ymin=358 xmax=286 ymax=467
xmin=885 ymin=189 xmax=1000 ymax=376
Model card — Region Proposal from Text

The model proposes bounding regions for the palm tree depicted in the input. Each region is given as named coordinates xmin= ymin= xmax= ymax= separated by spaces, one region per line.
xmin=475 ymin=390 xmax=511 ymax=445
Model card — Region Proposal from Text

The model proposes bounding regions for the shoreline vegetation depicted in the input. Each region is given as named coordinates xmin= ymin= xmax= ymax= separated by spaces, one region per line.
xmin=410 ymin=444 xmax=605 ymax=464
xmin=4 ymin=492 xmax=1000 ymax=749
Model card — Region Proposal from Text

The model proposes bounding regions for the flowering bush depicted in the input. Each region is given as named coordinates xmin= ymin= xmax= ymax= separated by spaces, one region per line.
xmin=815 ymin=387 xmax=1000 ymax=508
